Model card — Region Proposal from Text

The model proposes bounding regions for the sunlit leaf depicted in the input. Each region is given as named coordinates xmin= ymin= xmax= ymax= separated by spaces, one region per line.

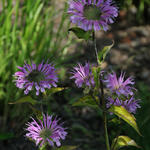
xmin=9 ymin=96 xmax=37 ymax=105
xmin=109 ymin=106 xmax=141 ymax=135
xmin=0 ymin=133 xmax=14 ymax=140
xmin=55 ymin=145 xmax=77 ymax=150
xmin=98 ymin=41 xmax=114 ymax=64
xmin=109 ymin=117 xmax=121 ymax=125
xmin=111 ymin=135 xmax=140 ymax=150
xmin=72 ymin=95 xmax=99 ymax=108
xmin=68 ymin=27 xmax=91 ymax=40
xmin=46 ymin=87 xmax=66 ymax=95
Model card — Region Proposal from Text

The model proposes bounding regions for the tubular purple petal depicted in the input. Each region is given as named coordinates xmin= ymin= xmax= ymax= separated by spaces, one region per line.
xmin=25 ymin=114 xmax=67 ymax=147
xmin=13 ymin=61 xmax=58 ymax=95
xmin=104 ymin=72 xmax=136 ymax=97
xmin=70 ymin=62 xmax=94 ymax=88
xmin=68 ymin=0 xmax=118 ymax=31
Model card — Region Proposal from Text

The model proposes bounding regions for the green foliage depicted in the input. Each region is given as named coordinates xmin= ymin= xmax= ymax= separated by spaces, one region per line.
xmin=111 ymin=136 xmax=140 ymax=150
xmin=92 ymin=66 xmax=101 ymax=89
xmin=9 ymin=96 xmax=37 ymax=105
xmin=55 ymin=145 xmax=77 ymax=150
xmin=68 ymin=27 xmax=92 ymax=40
xmin=0 ymin=132 xmax=14 ymax=140
xmin=0 ymin=0 xmax=73 ymax=130
xmin=98 ymin=41 xmax=114 ymax=65
xmin=72 ymin=95 xmax=99 ymax=109
xmin=121 ymin=83 xmax=150 ymax=150
xmin=46 ymin=87 xmax=66 ymax=96
xmin=109 ymin=106 xmax=141 ymax=135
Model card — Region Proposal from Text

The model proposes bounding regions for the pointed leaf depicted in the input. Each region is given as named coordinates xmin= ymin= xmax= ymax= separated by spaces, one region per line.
xmin=72 ymin=95 xmax=99 ymax=108
xmin=109 ymin=117 xmax=121 ymax=125
xmin=111 ymin=136 xmax=140 ymax=150
xmin=109 ymin=106 xmax=141 ymax=135
xmin=55 ymin=145 xmax=77 ymax=150
xmin=9 ymin=96 xmax=37 ymax=105
xmin=98 ymin=41 xmax=114 ymax=64
xmin=47 ymin=87 xmax=66 ymax=95
xmin=68 ymin=27 xmax=91 ymax=40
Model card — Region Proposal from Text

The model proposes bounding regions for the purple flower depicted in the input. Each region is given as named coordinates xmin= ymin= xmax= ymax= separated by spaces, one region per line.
xmin=70 ymin=62 xmax=94 ymax=88
xmin=68 ymin=0 xmax=118 ymax=31
xmin=107 ymin=97 xmax=140 ymax=114
xmin=25 ymin=114 xmax=67 ymax=147
xmin=14 ymin=61 xmax=58 ymax=95
xmin=104 ymin=72 xmax=135 ymax=96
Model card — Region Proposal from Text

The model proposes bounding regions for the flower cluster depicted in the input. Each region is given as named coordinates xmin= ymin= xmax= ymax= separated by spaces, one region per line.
xmin=68 ymin=0 xmax=118 ymax=31
xmin=25 ymin=114 xmax=67 ymax=147
xmin=70 ymin=62 xmax=94 ymax=88
xmin=104 ymin=72 xmax=140 ymax=114
xmin=14 ymin=61 xmax=58 ymax=95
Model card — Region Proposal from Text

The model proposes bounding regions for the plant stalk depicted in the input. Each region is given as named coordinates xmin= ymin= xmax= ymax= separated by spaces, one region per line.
xmin=92 ymin=31 xmax=110 ymax=150
xmin=92 ymin=31 xmax=99 ymax=65
xmin=100 ymin=79 xmax=110 ymax=150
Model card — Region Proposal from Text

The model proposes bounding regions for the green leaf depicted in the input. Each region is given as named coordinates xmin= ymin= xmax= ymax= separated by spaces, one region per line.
xmin=9 ymin=96 xmax=37 ymax=105
xmin=111 ymin=136 xmax=140 ymax=150
xmin=68 ymin=27 xmax=91 ymax=40
xmin=46 ymin=87 xmax=66 ymax=95
xmin=39 ymin=143 xmax=47 ymax=150
xmin=72 ymin=95 xmax=99 ymax=108
xmin=55 ymin=145 xmax=77 ymax=150
xmin=29 ymin=104 xmax=42 ymax=119
xmin=109 ymin=106 xmax=141 ymax=135
xmin=109 ymin=117 xmax=121 ymax=125
xmin=0 ymin=133 xmax=14 ymax=140
xmin=92 ymin=66 xmax=101 ymax=89
xmin=98 ymin=41 xmax=114 ymax=64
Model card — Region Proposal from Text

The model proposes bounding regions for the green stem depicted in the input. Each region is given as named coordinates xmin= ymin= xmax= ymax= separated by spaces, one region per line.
xmin=103 ymin=111 xmax=110 ymax=150
xmin=37 ymin=93 xmax=44 ymax=113
xmin=100 ymin=80 xmax=110 ymax=150
xmin=92 ymin=31 xmax=99 ymax=65
xmin=92 ymin=31 xmax=110 ymax=150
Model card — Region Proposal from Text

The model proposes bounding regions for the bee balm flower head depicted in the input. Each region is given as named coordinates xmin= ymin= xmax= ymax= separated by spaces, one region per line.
xmin=104 ymin=72 xmax=135 ymax=96
xmin=25 ymin=114 xmax=67 ymax=147
xmin=68 ymin=0 xmax=118 ymax=31
xmin=14 ymin=61 xmax=58 ymax=95
xmin=70 ymin=62 xmax=94 ymax=88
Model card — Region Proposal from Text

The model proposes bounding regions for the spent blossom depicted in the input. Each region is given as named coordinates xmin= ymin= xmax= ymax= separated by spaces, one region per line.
xmin=68 ymin=0 xmax=118 ymax=31
xmin=14 ymin=61 xmax=58 ymax=95
xmin=25 ymin=114 xmax=67 ymax=147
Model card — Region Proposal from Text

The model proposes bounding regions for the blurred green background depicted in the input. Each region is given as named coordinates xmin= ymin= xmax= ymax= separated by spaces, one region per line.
xmin=0 ymin=0 xmax=150 ymax=149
